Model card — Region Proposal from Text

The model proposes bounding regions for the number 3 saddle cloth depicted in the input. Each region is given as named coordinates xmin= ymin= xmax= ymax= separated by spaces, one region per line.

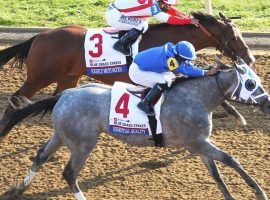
xmin=84 ymin=28 xmax=140 ymax=75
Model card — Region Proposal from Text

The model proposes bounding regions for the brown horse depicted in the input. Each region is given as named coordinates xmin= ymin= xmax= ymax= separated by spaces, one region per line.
xmin=0 ymin=12 xmax=254 ymax=140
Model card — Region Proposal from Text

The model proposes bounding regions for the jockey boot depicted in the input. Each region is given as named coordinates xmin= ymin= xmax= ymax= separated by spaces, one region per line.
xmin=113 ymin=28 xmax=142 ymax=56
xmin=138 ymin=83 xmax=168 ymax=115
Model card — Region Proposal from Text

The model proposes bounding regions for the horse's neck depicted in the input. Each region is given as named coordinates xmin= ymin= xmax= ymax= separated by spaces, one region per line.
xmin=169 ymin=71 xmax=237 ymax=112
xmin=217 ymin=69 xmax=239 ymax=98
xmin=201 ymin=70 xmax=238 ymax=110
xmin=141 ymin=24 xmax=216 ymax=51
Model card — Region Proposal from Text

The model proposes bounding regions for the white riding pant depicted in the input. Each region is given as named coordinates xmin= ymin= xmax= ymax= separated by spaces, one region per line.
xmin=105 ymin=5 xmax=149 ymax=33
xmin=129 ymin=63 xmax=176 ymax=88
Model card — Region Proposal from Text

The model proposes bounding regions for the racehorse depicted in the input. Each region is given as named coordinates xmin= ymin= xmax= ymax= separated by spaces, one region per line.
xmin=2 ymin=59 xmax=269 ymax=200
xmin=0 ymin=12 xmax=254 ymax=140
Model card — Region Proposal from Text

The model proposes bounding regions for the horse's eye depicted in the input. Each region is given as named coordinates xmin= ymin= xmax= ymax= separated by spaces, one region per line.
xmin=245 ymin=79 xmax=256 ymax=91
xmin=231 ymin=37 xmax=237 ymax=41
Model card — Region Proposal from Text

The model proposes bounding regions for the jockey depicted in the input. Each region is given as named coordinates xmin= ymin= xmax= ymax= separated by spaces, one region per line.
xmin=105 ymin=0 xmax=199 ymax=56
xmin=129 ymin=41 xmax=218 ymax=115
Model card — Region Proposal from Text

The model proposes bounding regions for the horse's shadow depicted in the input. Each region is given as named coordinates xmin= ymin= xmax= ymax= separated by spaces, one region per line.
xmin=0 ymin=149 xmax=186 ymax=200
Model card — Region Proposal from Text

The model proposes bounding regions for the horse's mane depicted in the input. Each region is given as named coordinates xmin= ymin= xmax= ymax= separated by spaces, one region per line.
xmin=190 ymin=11 xmax=219 ymax=25
xmin=171 ymin=67 xmax=234 ymax=89
xmin=148 ymin=11 xmax=219 ymax=30
xmin=172 ymin=76 xmax=197 ymax=87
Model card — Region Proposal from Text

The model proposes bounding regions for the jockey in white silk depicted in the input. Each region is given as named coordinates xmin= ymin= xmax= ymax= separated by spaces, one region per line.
xmin=105 ymin=0 xmax=199 ymax=56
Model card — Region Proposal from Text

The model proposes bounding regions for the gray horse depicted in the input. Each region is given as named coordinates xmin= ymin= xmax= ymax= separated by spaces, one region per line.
xmin=2 ymin=60 xmax=270 ymax=200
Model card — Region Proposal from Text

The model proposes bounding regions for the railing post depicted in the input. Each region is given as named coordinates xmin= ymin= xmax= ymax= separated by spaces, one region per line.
xmin=205 ymin=0 xmax=212 ymax=15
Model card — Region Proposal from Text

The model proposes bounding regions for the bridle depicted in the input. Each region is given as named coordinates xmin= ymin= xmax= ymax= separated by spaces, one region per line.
xmin=214 ymin=69 xmax=267 ymax=107
xmin=198 ymin=21 xmax=249 ymax=61
xmin=221 ymin=24 xmax=249 ymax=57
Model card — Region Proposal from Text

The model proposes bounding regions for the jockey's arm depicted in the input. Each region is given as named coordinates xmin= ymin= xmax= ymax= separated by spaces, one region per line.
xmin=151 ymin=2 xmax=192 ymax=25
xmin=173 ymin=62 xmax=206 ymax=77
xmin=167 ymin=6 xmax=189 ymax=18
xmin=154 ymin=12 xmax=192 ymax=25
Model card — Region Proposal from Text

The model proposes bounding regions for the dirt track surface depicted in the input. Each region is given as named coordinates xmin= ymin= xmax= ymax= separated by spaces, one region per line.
xmin=0 ymin=50 xmax=269 ymax=200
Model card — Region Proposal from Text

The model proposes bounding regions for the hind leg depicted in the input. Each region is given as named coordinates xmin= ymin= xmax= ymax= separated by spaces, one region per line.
xmin=6 ymin=133 xmax=62 ymax=197
xmin=0 ymin=79 xmax=57 ymax=140
xmin=63 ymin=143 xmax=96 ymax=200
xmin=53 ymin=75 xmax=81 ymax=95
xmin=0 ymin=75 xmax=80 ymax=140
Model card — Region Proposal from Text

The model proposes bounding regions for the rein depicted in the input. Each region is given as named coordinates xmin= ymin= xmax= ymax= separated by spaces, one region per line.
xmin=214 ymin=72 xmax=260 ymax=107
xmin=198 ymin=22 xmax=237 ymax=60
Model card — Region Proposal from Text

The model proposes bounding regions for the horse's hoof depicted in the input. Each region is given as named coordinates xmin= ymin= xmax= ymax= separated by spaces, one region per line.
xmin=4 ymin=184 xmax=30 ymax=198
xmin=3 ymin=187 xmax=22 ymax=199
xmin=0 ymin=106 xmax=16 ymax=141
xmin=0 ymin=121 xmax=10 ymax=141
xmin=0 ymin=124 xmax=7 ymax=141
xmin=236 ymin=116 xmax=247 ymax=126
xmin=256 ymin=190 xmax=268 ymax=200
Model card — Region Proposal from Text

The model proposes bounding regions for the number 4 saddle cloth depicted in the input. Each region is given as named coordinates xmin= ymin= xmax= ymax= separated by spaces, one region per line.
xmin=109 ymin=82 xmax=162 ymax=136
xmin=84 ymin=28 xmax=139 ymax=75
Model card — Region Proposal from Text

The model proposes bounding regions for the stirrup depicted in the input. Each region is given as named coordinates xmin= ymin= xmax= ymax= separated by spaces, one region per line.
xmin=137 ymin=102 xmax=154 ymax=116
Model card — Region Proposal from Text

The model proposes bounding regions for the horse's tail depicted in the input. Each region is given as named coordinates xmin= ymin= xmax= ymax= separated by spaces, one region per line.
xmin=0 ymin=94 xmax=62 ymax=139
xmin=0 ymin=35 xmax=38 ymax=69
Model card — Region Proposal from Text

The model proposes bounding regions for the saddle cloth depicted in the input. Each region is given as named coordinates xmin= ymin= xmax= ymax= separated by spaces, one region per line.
xmin=109 ymin=82 xmax=162 ymax=136
xmin=84 ymin=28 xmax=139 ymax=75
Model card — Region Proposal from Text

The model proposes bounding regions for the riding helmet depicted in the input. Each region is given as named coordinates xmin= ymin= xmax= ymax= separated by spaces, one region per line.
xmin=174 ymin=41 xmax=197 ymax=61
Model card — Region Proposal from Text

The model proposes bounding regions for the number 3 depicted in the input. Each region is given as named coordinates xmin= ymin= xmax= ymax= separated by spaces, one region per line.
xmin=89 ymin=33 xmax=103 ymax=58
xmin=152 ymin=5 xmax=158 ymax=13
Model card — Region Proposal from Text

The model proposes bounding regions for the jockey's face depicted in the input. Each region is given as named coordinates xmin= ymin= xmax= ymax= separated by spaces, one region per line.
xmin=175 ymin=55 xmax=188 ymax=64
xmin=158 ymin=1 xmax=171 ymax=11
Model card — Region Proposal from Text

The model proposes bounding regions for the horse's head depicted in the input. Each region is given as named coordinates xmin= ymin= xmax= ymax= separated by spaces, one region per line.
xmin=223 ymin=58 xmax=270 ymax=114
xmin=218 ymin=13 xmax=255 ymax=66
xmin=192 ymin=12 xmax=255 ymax=66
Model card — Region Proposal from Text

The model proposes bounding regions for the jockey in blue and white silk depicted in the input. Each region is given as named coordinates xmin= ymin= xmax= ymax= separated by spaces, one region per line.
xmin=129 ymin=41 xmax=211 ymax=115
xmin=130 ymin=41 xmax=205 ymax=88
xmin=106 ymin=0 xmax=198 ymax=56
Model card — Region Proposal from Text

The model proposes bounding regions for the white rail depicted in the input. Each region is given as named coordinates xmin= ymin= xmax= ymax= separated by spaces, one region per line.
xmin=205 ymin=0 xmax=212 ymax=15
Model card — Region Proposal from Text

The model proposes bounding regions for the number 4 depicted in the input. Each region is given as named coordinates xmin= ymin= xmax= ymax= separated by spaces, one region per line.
xmin=115 ymin=93 xmax=130 ymax=118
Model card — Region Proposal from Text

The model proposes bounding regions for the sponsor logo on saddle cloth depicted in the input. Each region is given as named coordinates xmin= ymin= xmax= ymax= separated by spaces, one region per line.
xmin=84 ymin=28 xmax=139 ymax=75
xmin=109 ymin=82 xmax=162 ymax=136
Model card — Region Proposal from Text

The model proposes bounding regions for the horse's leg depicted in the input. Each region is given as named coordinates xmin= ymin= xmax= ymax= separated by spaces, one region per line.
xmin=63 ymin=146 xmax=92 ymax=200
xmin=53 ymin=75 xmax=81 ymax=95
xmin=5 ymin=133 xmax=62 ymax=197
xmin=221 ymin=101 xmax=247 ymax=125
xmin=200 ymin=156 xmax=235 ymax=200
xmin=188 ymin=140 xmax=267 ymax=200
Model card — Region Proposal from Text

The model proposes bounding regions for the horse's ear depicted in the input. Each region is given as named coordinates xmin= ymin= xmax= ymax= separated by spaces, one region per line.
xmin=219 ymin=12 xmax=228 ymax=21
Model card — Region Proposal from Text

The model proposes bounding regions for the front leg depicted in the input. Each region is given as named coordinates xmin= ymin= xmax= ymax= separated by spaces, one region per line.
xmin=201 ymin=156 xmax=235 ymax=200
xmin=188 ymin=140 xmax=268 ymax=200
xmin=221 ymin=101 xmax=247 ymax=125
